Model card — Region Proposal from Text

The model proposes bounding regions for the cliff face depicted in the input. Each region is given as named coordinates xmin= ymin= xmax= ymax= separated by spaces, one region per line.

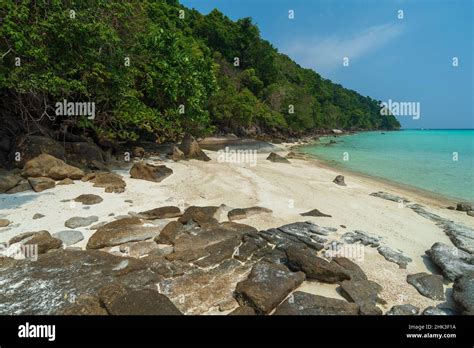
xmin=0 ymin=0 xmax=400 ymax=145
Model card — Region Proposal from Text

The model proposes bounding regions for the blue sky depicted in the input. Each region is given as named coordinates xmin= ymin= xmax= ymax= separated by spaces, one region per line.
xmin=181 ymin=0 xmax=473 ymax=129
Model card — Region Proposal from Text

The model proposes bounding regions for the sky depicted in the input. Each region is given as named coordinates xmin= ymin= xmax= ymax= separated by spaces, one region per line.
xmin=181 ymin=0 xmax=473 ymax=129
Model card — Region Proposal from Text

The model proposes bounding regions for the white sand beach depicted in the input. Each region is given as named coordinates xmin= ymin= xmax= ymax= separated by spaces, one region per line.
xmin=1 ymin=146 xmax=473 ymax=313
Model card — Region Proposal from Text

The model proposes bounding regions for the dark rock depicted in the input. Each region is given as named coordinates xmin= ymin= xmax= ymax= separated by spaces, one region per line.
xmin=86 ymin=217 xmax=165 ymax=249
xmin=52 ymin=230 xmax=84 ymax=246
xmin=64 ymin=141 xmax=106 ymax=169
xmin=266 ymin=152 xmax=290 ymax=163
xmin=377 ymin=246 xmax=412 ymax=269
xmin=11 ymin=135 xmax=65 ymax=167
xmin=0 ymin=249 xmax=159 ymax=314
xmin=0 ymin=172 xmax=22 ymax=193
xmin=228 ymin=207 xmax=272 ymax=221
xmin=154 ymin=221 xmax=183 ymax=245
xmin=285 ymin=245 xmax=349 ymax=283
xmin=22 ymin=154 xmax=84 ymax=180
xmin=332 ymin=257 xmax=368 ymax=281
xmin=179 ymin=134 xmax=211 ymax=161
xmin=33 ymin=213 xmax=45 ymax=220
xmin=452 ymin=273 xmax=474 ymax=315
xmin=58 ymin=294 xmax=108 ymax=315
xmin=138 ymin=206 xmax=181 ymax=220
xmin=28 ymin=177 xmax=55 ymax=192
xmin=425 ymin=242 xmax=474 ymax=281
xmin=369 ymin=191 xmax=410 ymax=204
xmin=97 ymin=282 xmax=128 ymax=309
xmin=339 ymin=280 xmax=383 ymax=315
xmin=5 ymin=179 xmax=32 ymax=193
xmin=273 ymin=291 xmax=359 ymax=315
xmin=74 ymin=194 xmax=103 ymax=205
xmin=130 ymin=161 xmax=173 ymax=183
xmin=300 ymin=209 xmax=332 ymax=217
xmin=386 ymin=304 xmax=419 ymax=315
xmin=178 ymin=206 xmax=219 ymax=226
xmin=278 ymin=221 xmax=336 ymax=237
xmin=467 ymin=211 xmax=474 ymax=217
xmin=107 ymin=289 xmax=182 ymax=315
xmin=342 ymin=230 xmax=380 ymax=247
xmin=333 ymin=175 xmax=346 ymax=186
xmin=234 ymin=261 xmax=305 ymax=314
xmin=406 ymin=273 xmax=444 ymax=300
xmin=456 ymin=202 xmax=472 ymax=212
xmin=64 ymin=216 xmax=98 ymax=229
xmin=228 ymin=306 xmax=256 ymax=315
xmin=422 ymin=306 xmax=456 ymax=315
xmin=9 ymin=230 xmax=62 ymax=254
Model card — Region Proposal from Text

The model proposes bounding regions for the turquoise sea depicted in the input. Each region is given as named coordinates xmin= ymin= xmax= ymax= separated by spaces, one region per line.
xmin=300 ymin=130 xmax=474 ymax=202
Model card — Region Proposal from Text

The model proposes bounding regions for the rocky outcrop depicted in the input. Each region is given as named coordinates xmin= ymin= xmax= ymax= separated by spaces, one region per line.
xmin=227 ymin=207 xmax=272 ymax=221
xmin=406 ymin=273 xmax=444 ymax=300
xmin=22 ymin=154 xmax=84 ymax=180
xmin=87 ymin=217 xmax=166 ymax=249
xmin=130 ymin=161 xmax=173 ymax=183
xmin=425 ymin=242 xmax=474 ymax=281
xmin=285 ymin=245 xmax=350 ymax=283
xmin=234 ymin=261 xmax=305 ymax=314
xmin=266 ymin=152 xmax=290 ymax=163
xmin=28 ymin=177 xmax=55 ymax=192
xmin=377 ymin=246 xmax=412 ymax=269
xmin=452 ymin=273 xmax=474 ymax=315
xmin=74 ymin=194 xmax=103 ymax=205
xmin=333 ymin=175 xmax=346 ymax=186
xmin=386 ymin=304 xmax=420 ymax=315
xmin=179 ymin=134 xmax=210 ymax=161
xmin=273 ymin=291 xmax=359 ymax=315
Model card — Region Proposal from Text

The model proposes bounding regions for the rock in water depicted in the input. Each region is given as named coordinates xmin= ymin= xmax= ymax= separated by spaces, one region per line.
xmin=22 ymin=154 xmax=84 ymax=180
xmin=234 ymin=261 xmax=305 ymax=314
xmin=300 ymin=209 xmax=332 ymax=217
xmin=130 ymin=161 xmax=173 ymax=183
xmin=106 ymin=289 xmax=182 ymax=315
xmin=273 ymin=291 xmax=359 ymax=315
xmin=266 ymin=152 xmax=290 ymax=163
xmin=137 ymin=206 xmax=182 ymax=220
xmin=74 ymin=194 xmax=103 ymax=205
xmin=52 ymin=230 xmax=84 ymax=246
xmin=456 ymin=202 xmax=472 ymax=212
xmin=425 ymin=242 xmax=474 ymax=281
xmin=377 ymin=246 xmax=412 ymax=269
xmin=9 ymin=230 xmax=62 ymax=254
xmin=406 ymin=273 xmax=445 ymax=300
xmin=285 ymin=245 xmax=350 ymax=283
xmin=178 ymin=134 xmax=210 ymax=161
xmin=452 ymin=273 xmax=474 ymax=315
xmin=28 ymin=177 xmax=55 ymax=192
xmin=64 ymin=216 xmax=99 ymax=229
xmin=333 ymin=175 xmax=346 ymax=186
xmin=386 ymin=304 xmax=420 ymax=315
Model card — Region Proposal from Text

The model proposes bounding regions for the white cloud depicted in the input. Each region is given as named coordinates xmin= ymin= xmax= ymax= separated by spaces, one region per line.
xmin=282 ymin=22 xmax=404 ymax=72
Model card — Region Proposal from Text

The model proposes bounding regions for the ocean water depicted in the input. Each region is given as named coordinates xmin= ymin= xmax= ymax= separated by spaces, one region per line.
xmin=300 ymin=130 xmax=474 ymax=202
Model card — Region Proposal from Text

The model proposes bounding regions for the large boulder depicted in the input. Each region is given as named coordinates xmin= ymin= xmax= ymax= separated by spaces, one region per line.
xmin=64 ymin=141 xmax=106 ymax=169
xmin=234 ymin=261 xmax=305 ymax=314
xmin=130 ymin=161 xmax=173 ymax=183
xmin=0 ymin=172 xmax=22 ymax=193
xmin=22 ymin=154 xmax=84 ymax=180
xmin=86 ymin=217 xmax=166 ymax=249
xmin=178 ymin=134 xmax=210 ymax=161
xmin=28 ymin=177 xmax=55 ymax=192
xmin=11 ymin=135 xmax=65 ymax=167
xmin=425 ymin=242 xmax=474 ymax=281
xmin=273 ymin=291 xmax=359 ymax=315
xmin=406 ymin=273 xmax=445 ymax=300
xmin=452 ymin=273 xmax=474 ymax=315
xmin=285 ymin=245 xmax=350 ymax=283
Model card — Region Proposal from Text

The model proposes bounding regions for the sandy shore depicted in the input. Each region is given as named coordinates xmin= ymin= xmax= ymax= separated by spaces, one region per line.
xmin=1 ymin=146 xmax=472 ymax=313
